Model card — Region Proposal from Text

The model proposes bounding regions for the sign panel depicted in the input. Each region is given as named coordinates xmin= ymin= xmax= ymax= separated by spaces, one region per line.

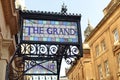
xmin=25 ymin=60 xmax=57 ymax=74
xmin=22 ymin=19 xmax=78 ymax=43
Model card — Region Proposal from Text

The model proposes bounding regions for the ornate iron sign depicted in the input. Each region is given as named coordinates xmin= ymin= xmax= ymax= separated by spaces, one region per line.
xmin=19 ymin=10 xmax=82 ymax=45
xmin=6 ymin=10 xmax=83 ymax=80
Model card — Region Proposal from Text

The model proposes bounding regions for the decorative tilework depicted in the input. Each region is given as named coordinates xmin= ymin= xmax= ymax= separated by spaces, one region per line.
xmin=23 ymin=19 xmax=78 ymax=43
xmin=25 ymin=61 xmax=57 ymax=74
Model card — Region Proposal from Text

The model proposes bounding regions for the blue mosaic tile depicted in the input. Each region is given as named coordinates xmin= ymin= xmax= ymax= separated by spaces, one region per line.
xmin=38 ymin=20 xmax=43 ymax=24
xmin=63 ymin=22 xmax=67 ymax=26
xmin=51 ymin=21 xmax=55 ymax=25
xmin=72 ymin=38 xmax=78 ymax=42
xmin=47 ymin=38 xmax=52 ymax=41
xmin=34 ymin=37 xmax=39 ymax=41
xmin=60 ymin=38 xmax=64 ymax=42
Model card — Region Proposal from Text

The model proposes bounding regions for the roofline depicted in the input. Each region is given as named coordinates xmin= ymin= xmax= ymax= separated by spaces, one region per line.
xmin=85 ymin=2 xmax=120 ymax=42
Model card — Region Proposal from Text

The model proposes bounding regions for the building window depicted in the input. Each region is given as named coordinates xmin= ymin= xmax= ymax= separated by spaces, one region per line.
xmin=95 ymin=45 xmax=99 ymax=56
xmin=101 ymin=39 xmax=106 ymax=51
xmin=113 ymin=29 xmax=119 ymax=42
xmin=104 ymin=60 xmax=110 ymax=76
xmin=98 ymin=64 xmax=103 ymax=80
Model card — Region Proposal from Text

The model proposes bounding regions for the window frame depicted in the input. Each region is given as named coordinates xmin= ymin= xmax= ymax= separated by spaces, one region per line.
xmin=95 ymin=45 xmax=99 ymax=56
xmin=101 ymin=39 xmax=106 ymax=51
xmin=104 ymin=60 xmax=110 ymax=76
xmin=98 ymin=64 xmax=103 ymax=80
xmin=113 ymin=29 xmax=119 ymax=42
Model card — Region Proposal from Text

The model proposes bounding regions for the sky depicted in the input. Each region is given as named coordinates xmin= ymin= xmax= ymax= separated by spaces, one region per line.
xmin=24 ymin=0 xmax=111 ymax=76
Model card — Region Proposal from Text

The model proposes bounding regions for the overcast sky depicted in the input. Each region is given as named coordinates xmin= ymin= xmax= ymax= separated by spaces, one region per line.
xmin=25 ymin=0 xmax=111 ymax=76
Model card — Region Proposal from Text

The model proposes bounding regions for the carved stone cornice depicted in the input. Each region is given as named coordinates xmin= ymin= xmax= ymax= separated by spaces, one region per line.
xmin=0 ymin=33 xmax=15 ymax=59
xmin=0 ymin=32 xmax=12 ymax=47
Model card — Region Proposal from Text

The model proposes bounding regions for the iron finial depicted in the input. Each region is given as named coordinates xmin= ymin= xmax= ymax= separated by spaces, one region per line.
xmin=61 ymin=3 xmax=67 ymax=14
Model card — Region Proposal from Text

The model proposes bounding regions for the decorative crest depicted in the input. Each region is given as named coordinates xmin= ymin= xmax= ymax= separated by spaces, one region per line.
xmin=61 ymin=3 xmax=67 ymax=14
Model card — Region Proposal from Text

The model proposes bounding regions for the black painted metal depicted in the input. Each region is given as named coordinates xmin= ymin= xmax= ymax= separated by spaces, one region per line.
xmin=19 ymin=10 xmax=81 ymax=45
xmin=61 ymin=3 xmax=67 ymax=14
xmin=6 ymin=10 xmax=83 ymax=80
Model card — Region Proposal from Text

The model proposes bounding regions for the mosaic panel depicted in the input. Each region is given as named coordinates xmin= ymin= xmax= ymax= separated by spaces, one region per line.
xmin=23 ymin=19 xmax=78 ymax=43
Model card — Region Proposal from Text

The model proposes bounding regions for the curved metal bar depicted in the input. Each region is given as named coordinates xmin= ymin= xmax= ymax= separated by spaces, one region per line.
xmin=6 ymin=43 xmax=81 ymax=80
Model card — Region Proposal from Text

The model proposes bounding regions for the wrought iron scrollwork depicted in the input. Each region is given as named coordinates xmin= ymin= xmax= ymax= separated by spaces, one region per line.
xmin=50 ymin=45 xmax=58 ymax=55
xmin=39 ymin=45 xmax=47 ymax=54
xmin=6 ymin=43 xmax=81 ymax=80
xmin=64 ymin=45 xmax=80 ymax=65
xmin=20 ymin=44 xmax=59 ymax=56
xmin=8 ymin=56 xmax=25 ymax=80
xmin=71 ymin=46 xmax=79 ymax=55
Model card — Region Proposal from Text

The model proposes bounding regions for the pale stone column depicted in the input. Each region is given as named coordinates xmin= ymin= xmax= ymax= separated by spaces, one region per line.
xmin=0 ymin=60 xmax=7 ymax=80
xmin=0 ymin=37 xmax=13 ymax=80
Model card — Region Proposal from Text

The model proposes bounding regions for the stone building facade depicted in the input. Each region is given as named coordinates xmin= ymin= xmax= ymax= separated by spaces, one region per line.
xmin=0 ymin=0 xmax=18 ymax=80
xmin=67 ymin=0 xmax=120 ymax=80
xmin=85 ymin=0 xmax=120 ymax=80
